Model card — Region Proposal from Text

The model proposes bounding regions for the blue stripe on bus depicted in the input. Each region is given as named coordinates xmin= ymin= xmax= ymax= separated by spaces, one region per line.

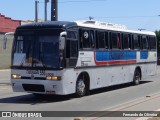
xmin=140 ymin=51 xmax=148 ymax=59
xmin=95 ymin=51 xmax=137 ymax=62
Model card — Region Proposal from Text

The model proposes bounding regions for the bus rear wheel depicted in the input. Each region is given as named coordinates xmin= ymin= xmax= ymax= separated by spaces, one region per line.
xmin=133 ymin=69 xmax=141 ymax=85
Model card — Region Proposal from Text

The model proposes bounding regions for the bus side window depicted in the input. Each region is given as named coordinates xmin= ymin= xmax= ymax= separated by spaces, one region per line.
xmin=97 ymin=31 xmax=105 ymax=49
xmin=111 ymin=32 xmax=117 ymax=49
xmin=123 ymin=33 xmax=129 ymax=50
xmin=81 ymin=30 xmax=91 ymax=48
xmin=79 ymin=29 xmax=83 ymax=49
xmin=90 ymin=30 xmax=95 ymax=48
xmin=138 ymin=35 xmax=142 ymax=50
xmin=109 ymin=32 xmax=112 ymax=49
xmin=133 ymin=34 xmax=140 ymax=50
xmin=111 ymin=32 xmax=121 ymax=49
xmin=105 ymin=32 xmax=109 ymax=49
xmin=142 ymin=35 xmax=148 ymax=50
xmin=150 ymin=36 xmax=156 ymax=50
xmin=117 ymin=33 xmax=121 ymax=49
xmin=128 ymin=34 xmax=132 ymax=50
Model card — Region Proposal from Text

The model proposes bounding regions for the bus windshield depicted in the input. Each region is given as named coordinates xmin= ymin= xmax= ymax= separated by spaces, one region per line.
xmin=13 ymin=28 xmax=64 ymax=69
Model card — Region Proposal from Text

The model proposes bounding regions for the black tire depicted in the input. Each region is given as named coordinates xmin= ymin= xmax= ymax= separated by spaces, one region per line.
xmin=76 ymin=78 xmax=87 ymax=97
xmin=133 ymin=69 xmax=141 ymax=85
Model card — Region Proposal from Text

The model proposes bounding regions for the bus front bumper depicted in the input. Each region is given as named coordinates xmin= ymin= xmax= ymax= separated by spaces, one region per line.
xmin=11 ymin=79 xmax=65 ymax=95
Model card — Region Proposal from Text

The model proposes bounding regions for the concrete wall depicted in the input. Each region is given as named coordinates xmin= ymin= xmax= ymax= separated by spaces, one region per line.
xmin=0 ymin=14 xmax=20 ymax=69
xmin=0 ymin=34 xmax=13 ymax=69
xmin=0 ymin=13 xmax=44 ymax=69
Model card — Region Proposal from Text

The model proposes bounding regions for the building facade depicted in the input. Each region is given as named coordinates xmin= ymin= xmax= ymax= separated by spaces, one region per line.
xmin=0 ymin=13 xmax=21 ymax=34
xmin=0 ymin=14 xmax=44 ymax=69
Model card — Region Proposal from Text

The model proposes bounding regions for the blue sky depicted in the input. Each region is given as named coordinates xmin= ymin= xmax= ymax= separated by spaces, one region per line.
xmin=0 ymin=0 xmax=160 ymax=31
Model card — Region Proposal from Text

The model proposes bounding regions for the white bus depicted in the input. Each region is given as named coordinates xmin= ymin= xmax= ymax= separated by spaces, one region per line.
xmin=4 ymin=20 xmax=157 ymax=97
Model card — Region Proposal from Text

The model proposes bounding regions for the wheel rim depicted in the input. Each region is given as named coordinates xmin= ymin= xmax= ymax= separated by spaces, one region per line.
xmin=76 ymin=79 xmax=86 ymax=96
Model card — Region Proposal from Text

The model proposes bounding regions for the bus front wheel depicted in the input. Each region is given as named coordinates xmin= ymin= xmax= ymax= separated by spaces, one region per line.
xmin=76 ymin=79 xmax=86 ymax=97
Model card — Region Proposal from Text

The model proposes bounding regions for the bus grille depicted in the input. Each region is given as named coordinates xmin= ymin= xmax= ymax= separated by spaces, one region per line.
xmin=22 ymin=84 xmax=45 ymax=92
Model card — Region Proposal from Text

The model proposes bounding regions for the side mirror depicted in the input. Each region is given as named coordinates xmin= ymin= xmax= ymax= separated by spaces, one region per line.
xmin=59 ymin=31 xmax=67 ymax=50
xmin=3 ymin=32 xmax=14 ymax=49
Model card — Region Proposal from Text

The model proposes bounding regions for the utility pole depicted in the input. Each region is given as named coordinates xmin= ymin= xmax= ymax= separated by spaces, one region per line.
xmin=45 ymin=0 xmax=49 ymax=21
xmin=51 ymin=0 xmax=58 ymax=21
xmin=35 ymin=0 xmax=39 ymax=22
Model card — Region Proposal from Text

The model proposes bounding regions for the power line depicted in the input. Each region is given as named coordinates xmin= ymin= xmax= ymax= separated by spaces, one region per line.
xmin=59 ymin=0 xmax=107 ymax=3
xmin=38 ymin=0 xmax=107 ymax=4
xmin=69 ymin=15 xmax=159 ymax=21
xmin=93 ymin=15 xmax=160 ymax=19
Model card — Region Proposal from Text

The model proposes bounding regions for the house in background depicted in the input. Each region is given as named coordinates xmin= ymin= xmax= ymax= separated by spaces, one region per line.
xmin=0 ymin=13 xmax=44 ymax=69
xmin=0 ymin=13 xmax=21 ymax=34
xmin=0 ymin=14 xmax=20 ymax=69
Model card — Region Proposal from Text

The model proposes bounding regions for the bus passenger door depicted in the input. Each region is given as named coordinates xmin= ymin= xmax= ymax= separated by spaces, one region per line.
xmin=65 ymin=30 xmax=78 ymax=67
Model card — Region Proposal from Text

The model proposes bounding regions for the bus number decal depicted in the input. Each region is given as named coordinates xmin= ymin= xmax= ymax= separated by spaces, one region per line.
xmin=26 ymin=70 xmax=39 ymax=75
xmin=45 ymin=73 xmax=54 ymax=76
xmin=40 ymin=70 xmax=45 ymax=76
xmin=26 ymin=70 xmax=46 ymax=76
xmin=26 ymin=70 xmax=54 ymax=76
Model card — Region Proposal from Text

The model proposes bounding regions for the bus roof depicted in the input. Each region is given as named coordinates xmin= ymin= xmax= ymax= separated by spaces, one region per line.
xmin=17 ymin=21 xmax=77 ymax=30
xmin=17 ymin=20 xmax=155 ymax=36
xmin=76 ymin=20 xmax=156 ymax=36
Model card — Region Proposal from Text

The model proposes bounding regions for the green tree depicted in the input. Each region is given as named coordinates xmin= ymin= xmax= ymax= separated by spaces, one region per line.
xmin=155 ymin=30 xmax=160 ymax=57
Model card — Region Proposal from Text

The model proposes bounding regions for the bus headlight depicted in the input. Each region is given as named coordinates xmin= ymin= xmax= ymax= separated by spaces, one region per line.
xmin=11 ymin=74 xmax=21 ymax=79
xmin=46 ymin=76 xmax=61 ymax=80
